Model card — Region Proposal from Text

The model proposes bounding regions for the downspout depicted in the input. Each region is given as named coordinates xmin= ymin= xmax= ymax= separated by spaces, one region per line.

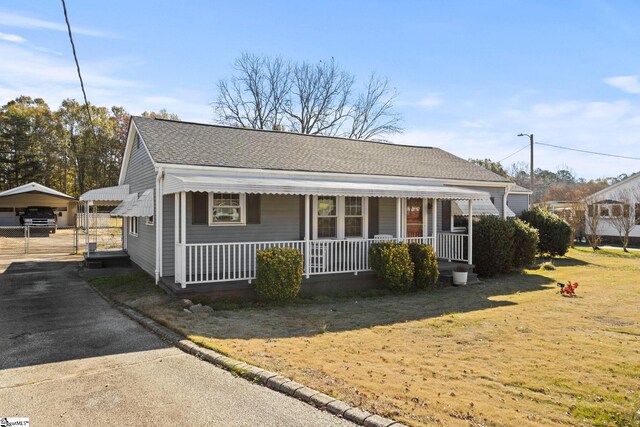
xmin=155 ymin=166 xmax=164 ymax=284
xmin=503 ymin=186 xmax=510 ymax=220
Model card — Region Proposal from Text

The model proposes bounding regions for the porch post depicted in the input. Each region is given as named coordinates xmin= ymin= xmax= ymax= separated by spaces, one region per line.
xmin=396 ymin=197 xmax=402 ymax=239
xmin=85 ymin=201 xmax=89 ymax=253
xmin=304 ymin=194 xmax=310 ymax=279
xmin=180 ymin=191 xmax=187 ymax=288
xmin=432 ymin=198 xmax=438 ymax=255
xmin=468 ymin=199 xmax=473 ymax=265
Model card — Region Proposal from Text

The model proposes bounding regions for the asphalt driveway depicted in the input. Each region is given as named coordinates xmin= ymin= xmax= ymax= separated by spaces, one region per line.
xmin=0 ymin=256 xmax=353 ymax=426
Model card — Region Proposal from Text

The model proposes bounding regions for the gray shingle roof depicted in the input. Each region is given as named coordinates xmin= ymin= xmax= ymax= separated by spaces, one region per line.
xmin=510 ymin=184 xmax=532 ymax=193
xmin=133 ymin=116 xmax=511 ymax=183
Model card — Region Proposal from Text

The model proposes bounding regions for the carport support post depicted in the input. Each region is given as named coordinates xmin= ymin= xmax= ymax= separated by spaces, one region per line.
xmin=304 ymin=194 xmax=310 ymax=279
xmin=468 ymin=199 xmax=473 ymax=265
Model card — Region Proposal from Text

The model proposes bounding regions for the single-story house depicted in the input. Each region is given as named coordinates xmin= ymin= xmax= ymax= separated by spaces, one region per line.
xmin=82 ymin=116 xmax=523 ymax=294
xmin=0 ymin=182 xmax=76 ymax=226
xmin=506 ymin=184 xmax=532 ymax=217
xmin=584 ymin=173 xmax=640 ymax=243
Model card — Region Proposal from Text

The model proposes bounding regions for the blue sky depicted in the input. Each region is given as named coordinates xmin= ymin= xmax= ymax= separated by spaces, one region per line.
xmin=1 ymin=0 xmax=639 ymax=179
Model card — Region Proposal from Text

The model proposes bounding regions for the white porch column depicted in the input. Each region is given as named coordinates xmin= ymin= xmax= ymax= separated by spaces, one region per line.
xmin=85 ymin=201 xmax=89 ymax=253
xmin=304 ymin=194 xmax=310 ymax=279
xmin=154 ymin=167 xmax=163 ymax=283
xmin=503 ymin=186 xmax=510 ymax=219
xmin=468 ymin=199 xmax=473 ymax=265
xmin=396 ymin=197 xmax=402 ymax=239
xmin=432 ymin=198 xmax=438 ymax=255
xmin=180 ymin=191 xmax=187 ymax=288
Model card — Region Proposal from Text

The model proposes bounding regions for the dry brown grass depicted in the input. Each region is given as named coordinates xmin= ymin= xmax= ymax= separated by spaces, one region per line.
xmin=93 ymin=248 xmax=640 ymax=426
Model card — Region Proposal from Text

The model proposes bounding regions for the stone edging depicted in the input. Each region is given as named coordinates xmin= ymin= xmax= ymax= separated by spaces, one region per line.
xmin=89 ymin=286 xmax=406 ymax=427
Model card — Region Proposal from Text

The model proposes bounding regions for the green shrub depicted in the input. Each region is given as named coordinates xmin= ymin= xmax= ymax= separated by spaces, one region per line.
xmin=510 ymin=218 xmax=539 ymax=269
xmin=472 ymin=215 xmax=515 ymax=277
xmin=520 ymin=207 xmax=572 ymax=257
xmin=369 ymin=242 xmax=414 ymax=291
xmin=255 ymin=247 xmax=303 ymax=303
xmin=408 ymin=243 xmax=440 ymax=289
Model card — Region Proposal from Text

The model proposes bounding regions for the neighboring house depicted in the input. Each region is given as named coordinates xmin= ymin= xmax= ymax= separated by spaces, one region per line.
xmin=81 ymin=116 xmax=516 ymax=294
xmin=0 ymin=182 xmax=76 ymax=226
xmin=506 ymin=184 xmax=532 ymax=217
xmin=584 ymin=173 xmax=640 ymax=243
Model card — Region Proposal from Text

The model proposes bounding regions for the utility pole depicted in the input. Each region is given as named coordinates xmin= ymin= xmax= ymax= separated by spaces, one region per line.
xmin=518 ymin=133 xmax=534 ymax=197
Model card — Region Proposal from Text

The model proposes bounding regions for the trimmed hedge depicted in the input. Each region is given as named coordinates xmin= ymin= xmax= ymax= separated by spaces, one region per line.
xmin=369 ymin=242 xmax=414 ymax=291
xmin=472 ymin=215 xmax=515 ymax=277
xmin=520 ymin=207 xmax=572 ymax=257
xmin=511 ymin=218 xmax=539 ymax=269
xmin=408 ymin=243 xmax=439 ymax=289
xmin=255 ymin=247 xmax=303 ymax=303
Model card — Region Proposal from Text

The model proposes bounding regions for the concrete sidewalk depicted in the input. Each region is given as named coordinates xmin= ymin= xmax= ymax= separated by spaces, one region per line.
xmin=0 ymin=256 xmax=353 ymax=426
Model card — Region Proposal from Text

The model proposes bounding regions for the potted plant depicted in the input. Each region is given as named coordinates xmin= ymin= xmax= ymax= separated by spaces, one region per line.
xmin=452 ymin=265 xmax=468 ymax=285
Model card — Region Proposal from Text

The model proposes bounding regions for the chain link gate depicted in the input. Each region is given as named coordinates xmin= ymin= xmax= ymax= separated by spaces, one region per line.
xmin=0 ymin=226 xmax=79 ymax=256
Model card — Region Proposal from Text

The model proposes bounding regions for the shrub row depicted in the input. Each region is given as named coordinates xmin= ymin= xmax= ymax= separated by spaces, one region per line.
xmin=472 ymin=216 xmax=539 ymax=277
xmin=369 ymin=242 xmax=439 ymax=291
xmin=519 ymin=207 xmax=572 ymax=257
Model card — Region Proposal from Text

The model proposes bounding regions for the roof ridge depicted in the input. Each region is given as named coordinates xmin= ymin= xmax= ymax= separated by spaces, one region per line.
xmin=132 ymin=115 xmax=437 ymax=150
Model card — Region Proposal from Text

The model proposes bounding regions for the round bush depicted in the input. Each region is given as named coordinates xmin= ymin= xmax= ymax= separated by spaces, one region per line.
xmin=520 ymin=207 xmax=571 ymax=257
xmin=408 ymin=243 xmax=439 ymax=289
xmin=472 ymin=215 xmax=514 ymax=277
xmin=369 ymin=242 xmax=414 ymax=291
xmin=255 ymin=247 xmax=303 ymax=303
xmin=510 ymin=218 xmax=539 ymax=269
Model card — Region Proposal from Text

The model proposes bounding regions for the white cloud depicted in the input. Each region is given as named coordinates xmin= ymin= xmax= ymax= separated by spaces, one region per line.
xmin=0 ymin=42 xmax=211 ymax=123
xmin=416 ymin=95 xmax=443 ymax=108
xmin=0 ymin=32 xmax=26 ymax=43
xmin=0 ymin=11 xmax=113 ymax=38
xmin=604 ymin=75 xmax=640 ymax=94
xmin=390 ymin=99 xmax=640 ymax=180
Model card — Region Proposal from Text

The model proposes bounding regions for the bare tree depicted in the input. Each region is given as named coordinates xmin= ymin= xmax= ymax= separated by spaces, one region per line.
xmin=609 ymin=188 xmax=639 ymax=252
xmin=214 ymin=53 xmax=290 ymax=130
xmin=213 ymin=53 xmax=403 ymax=140
xmin=348 ymin=74 xmax=402 ymax=140
xmin=584 ymin=197 xmax=603 ymax=250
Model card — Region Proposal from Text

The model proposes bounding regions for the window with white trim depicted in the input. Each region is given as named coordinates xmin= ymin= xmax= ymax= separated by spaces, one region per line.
xmin=209 ymin=193 xmax=246 ymax=225
xmin=129 ymin=216 xmax=138 ymax=236
xmin=317 ymin=196 xmax=337 ymax=238
xmin=344 ymin=196 xmax=364 ymax=237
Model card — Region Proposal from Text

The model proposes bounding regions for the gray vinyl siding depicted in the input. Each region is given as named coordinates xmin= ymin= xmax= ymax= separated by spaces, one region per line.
xmin=378 ymin=198 xmax=397 ymax=236
xmin=122 ymin=132 xmax=157 ymax=275
xmin=163 ymin=194 xmax=175 ymax=276
xmin=507 ymin=194 xmax=529 ymax=217
xmin=127 ymin=216 xmax=156 ymax=276
xmin=186 ymin=193 xmax=299 ymax=243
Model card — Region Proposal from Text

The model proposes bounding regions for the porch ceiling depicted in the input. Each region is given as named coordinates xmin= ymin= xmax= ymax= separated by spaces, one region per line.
xmin=163 ymin=173 xmax=491 ymax=200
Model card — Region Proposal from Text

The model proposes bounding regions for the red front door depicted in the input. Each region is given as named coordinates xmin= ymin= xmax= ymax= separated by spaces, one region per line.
xmin=406 ymin=198 xmax=423 ymax=237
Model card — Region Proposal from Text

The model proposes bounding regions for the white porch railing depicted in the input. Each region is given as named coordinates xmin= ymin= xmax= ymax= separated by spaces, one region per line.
xmin=177 ymin=234 xmax=467 ymax=286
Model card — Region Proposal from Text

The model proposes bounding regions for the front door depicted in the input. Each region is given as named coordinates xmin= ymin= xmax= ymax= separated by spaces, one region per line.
xmin=406 ymin=198 xmax=423 ymax=237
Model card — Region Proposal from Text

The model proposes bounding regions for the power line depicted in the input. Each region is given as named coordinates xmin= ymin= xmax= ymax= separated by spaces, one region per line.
xmin=536 ymin=141 xmax=640 ymax=161
xmin=61 ymin=0 xmax=95 ymax=131
xmin=498 ymin=143 xmax=529 ymax=163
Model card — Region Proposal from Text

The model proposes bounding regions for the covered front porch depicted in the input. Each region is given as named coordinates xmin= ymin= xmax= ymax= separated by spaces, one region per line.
xmin=162 ymin=173 xmax=489 ymax=289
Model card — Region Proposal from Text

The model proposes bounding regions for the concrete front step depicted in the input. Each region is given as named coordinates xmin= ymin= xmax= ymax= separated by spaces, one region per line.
xmin=439 ymin=271 xmax=481 ymax=285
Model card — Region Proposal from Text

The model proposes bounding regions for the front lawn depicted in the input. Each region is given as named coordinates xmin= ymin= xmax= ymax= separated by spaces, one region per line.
xmin=91 ymin=248 xmax=640 ymax=426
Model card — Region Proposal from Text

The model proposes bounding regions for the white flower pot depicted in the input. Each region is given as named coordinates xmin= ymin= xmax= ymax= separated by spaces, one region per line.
xmin=452 ymin=270 xmax=468 ymax=285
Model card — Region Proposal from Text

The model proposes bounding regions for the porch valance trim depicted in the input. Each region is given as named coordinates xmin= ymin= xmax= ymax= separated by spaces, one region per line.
xmin=163 ymin=174 xmax=491 ymax=200
xmin=452 ymin=199 xmax=500 ymax=216
xmin=111 ymin=189 xmax=154 ymax=217
xmin=80 ymin=184 xmax=130 ymax=202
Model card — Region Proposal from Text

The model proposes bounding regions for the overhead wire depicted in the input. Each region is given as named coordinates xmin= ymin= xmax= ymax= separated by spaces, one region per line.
xmin=61 ymin=0 xmax=95 ymax=131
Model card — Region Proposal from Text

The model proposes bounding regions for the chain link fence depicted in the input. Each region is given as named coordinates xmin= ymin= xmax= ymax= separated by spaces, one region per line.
xmin=0 ymin=223 xmax=123 ymax=256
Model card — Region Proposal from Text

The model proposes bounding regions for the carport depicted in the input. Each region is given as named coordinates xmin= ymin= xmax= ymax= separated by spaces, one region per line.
xmin=0 ymin=182 xmax=76 ymax=226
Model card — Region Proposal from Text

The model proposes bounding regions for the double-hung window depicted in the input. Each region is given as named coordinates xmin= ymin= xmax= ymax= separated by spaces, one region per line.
xmin=317 ymin=196 xmax=337 ymax=238
xmin=344 ymin=197 xmax=364 ymax=237
xmin=315 ymin=196 xmax=366 ymax=239
xmin=209 ymin=193 xmax=246 ymax=225
xmin=129 ymin=216 xmax=138 ymax=236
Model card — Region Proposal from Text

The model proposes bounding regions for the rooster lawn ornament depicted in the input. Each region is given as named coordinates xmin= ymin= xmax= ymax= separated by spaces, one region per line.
xmin=557 ymin=281 xmax=579 ymax=297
